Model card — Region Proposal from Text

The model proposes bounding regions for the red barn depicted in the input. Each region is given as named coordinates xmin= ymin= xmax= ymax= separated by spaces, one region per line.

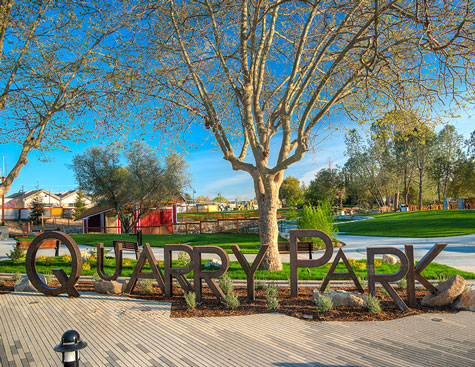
xmin=75 ymin=196 xmax=183 ymax=234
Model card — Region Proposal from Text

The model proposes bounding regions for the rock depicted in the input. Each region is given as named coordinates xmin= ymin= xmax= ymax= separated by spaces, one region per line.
xmin=422 ymin=275 xmax=466 ymax=307
xmin=382 ymin=254 xmax=399 ymax=265
xmin=452 ymin=290 xmax=475 ymax=311
xmin=0 ymin=226 xmax=9 ymax=241
xmin=204 ymin=258 xmax=222 ymax=268
xmin=93 ymin=280 xmax=127 ymax=294
xmin=313 ymin=290 xmax=367 ymax=307
xmin=14 ymin=274 xmax=46 ymax=292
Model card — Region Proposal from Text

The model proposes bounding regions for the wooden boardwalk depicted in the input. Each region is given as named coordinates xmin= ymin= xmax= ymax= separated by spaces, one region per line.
xmin=0 ymin=292 xmax=474 ymax=366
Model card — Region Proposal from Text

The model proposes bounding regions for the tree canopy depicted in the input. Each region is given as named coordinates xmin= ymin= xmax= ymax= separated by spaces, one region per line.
xmin=72 ymin=144 xmax=189 ymax=233
xmin=134 ymin=0 xmax=475 ymax=270
xmin=279 ymin=176 xmax=304 ymax=207
xmin=0 ymin=0 xmax=147 ymax=196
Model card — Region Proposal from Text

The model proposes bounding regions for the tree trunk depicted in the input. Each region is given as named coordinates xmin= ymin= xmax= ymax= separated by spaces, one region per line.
xmin=254 ymin=175 xmax=283 ymax=272
xmin=418 ymin=167 xmax=423 ymax=210
xmin=394 ymin=191 xmax=399 ymax=211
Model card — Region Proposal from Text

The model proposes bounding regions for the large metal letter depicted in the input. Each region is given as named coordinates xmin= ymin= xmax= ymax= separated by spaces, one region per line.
xmin=290 ymin=229 xmax=333 ymax=297
xmin=124 ymin=243 xmax=165 ymax=294
xmin=230 ymin=244 xmax=269 ymax=300
xmin=320 ymin=248 xmax=363 ymax=293
xmin=367 ymin=247 xmax=409 ymax=311
xmin=25 ymin=231 xmax=81 ymax=297
xmin=96 ymin=242 xmax=123 ymax=281
xmin=164 ymin=244 xmax=194 ymax=297
xmin=193 ymin=246 xmax=229 ymax=302
xmin=405 ymin=243 xmax=447 ymax=307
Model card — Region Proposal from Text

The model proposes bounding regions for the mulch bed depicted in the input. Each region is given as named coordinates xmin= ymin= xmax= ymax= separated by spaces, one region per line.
xmin=0 ymin=279 xmax=456 ymax=322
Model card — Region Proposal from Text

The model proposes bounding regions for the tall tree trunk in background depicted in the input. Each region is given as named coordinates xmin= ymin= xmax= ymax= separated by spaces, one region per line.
xmin=254 ymin=173 xmax=283 ymax=271
xmin=437 ymin=182 xmax=441 ymax=203
xmin=394 ymin=192 xmax=400 ymax=211
xmin=418 ymin=168 xmax=423 ymax=210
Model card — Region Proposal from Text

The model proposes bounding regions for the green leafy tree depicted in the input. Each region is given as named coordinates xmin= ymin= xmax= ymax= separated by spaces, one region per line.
xmin=297 ymin=202 xmax=338 ymax=248
xmin=305 ymin=169 xmax=344 ymax=206
xmin=29 ymin=192 xmax=45 ymax=225
xmin=72 ymin=143 xmax=190 ymax=233
xmin=279 ymin=176 xmax=303 ymax=207
xmin=0 ymin=1 xmax=148 ymax=197
xmin=429 ymin=125 xmax=464 ymax=202
xmin=74 ymin=191 xmax=88 ymax=218
xmin=196 ymin=195 xmax=211 ymax=203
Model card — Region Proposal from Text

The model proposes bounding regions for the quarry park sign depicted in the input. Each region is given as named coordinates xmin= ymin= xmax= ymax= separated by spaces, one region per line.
xmin=25 ymin=231 xmax=447 ymax=311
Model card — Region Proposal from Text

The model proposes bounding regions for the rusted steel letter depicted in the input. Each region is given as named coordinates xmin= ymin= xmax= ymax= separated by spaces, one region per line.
xmin=405 ymin=243 xmax=447 ymax=307
xmin=193 ymin=246 xmax=229 ymax=302
xmin=124 ymin=243 xmax=165 ymax=294
xmin=230 ymin=244 xmax=269 ymax=301
xmin=25 ymin=231 xmax=81 ymax=297
xmin=320 ymin=248 xmax=364 ymax=293
xmin=96 ymin=242 xmax=123 ymax=281
xmin=367 ymin=247 xmax=409 ymax=311
xmin=290 ymin=229 xmax=333 ymax=297
xmin=164 ymin=244 xmax=194 ymax=297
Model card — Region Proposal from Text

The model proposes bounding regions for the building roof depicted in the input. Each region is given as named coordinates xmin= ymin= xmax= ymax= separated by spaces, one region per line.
xmin=74 ymin=206 xmax=114 ymax=221
xmin=6 ymin=189 xmax=61 ymax=201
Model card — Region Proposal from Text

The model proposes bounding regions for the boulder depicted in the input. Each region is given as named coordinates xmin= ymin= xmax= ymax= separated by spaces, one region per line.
xmin=14 ymin=274 xmax=47 ymax=292
xmin=93 ymin=280 xmax=127 ymax=294
xmin=313 ymin=290 xmax=367 ymax=307
xmin=204 ymin=258 xmax=222 ymax=268
xmin=421 ymin=275 xmax=466 ymax=307
xmin=382 ymin=254 xmax=399 ymax=265
xmin=452 ymin=289 xmax=475 ymax=311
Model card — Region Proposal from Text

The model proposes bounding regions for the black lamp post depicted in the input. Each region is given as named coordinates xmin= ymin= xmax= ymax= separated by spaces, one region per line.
xmin=54 ymin=330 xmax=87 ymax=367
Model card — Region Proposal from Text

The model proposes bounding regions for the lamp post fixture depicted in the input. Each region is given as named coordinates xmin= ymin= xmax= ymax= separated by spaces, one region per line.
xmin=54 ymin=330 xmax=87 ymax=367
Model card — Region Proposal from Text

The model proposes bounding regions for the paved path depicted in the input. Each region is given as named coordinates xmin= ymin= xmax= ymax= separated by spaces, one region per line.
xmin=0 ymin=291 xmax=474 ymax=367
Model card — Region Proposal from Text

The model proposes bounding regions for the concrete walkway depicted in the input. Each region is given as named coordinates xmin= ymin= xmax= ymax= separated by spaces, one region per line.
xmin=0 ymin=291 xmax=474 ymax=367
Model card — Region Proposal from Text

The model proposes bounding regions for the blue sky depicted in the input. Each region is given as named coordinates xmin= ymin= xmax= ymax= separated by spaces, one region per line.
xmin=1 ymin=114 xmax=473 ymax=200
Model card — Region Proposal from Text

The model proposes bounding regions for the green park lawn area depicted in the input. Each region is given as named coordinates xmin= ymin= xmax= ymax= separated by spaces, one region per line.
xmin=2 ymin=255 xmax=474 ymax=280
xmin=15 ymin=233 xmax=272 ymax=254
xmin=337 ymin=210 xmax=475 ymax=237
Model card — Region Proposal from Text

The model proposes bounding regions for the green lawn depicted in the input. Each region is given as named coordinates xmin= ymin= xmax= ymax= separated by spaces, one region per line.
xmin=337 ymin=210 xmax=475 ymax=237
xmin=16 ymin=233 xmax=272 ymax=254
xmin=2 ymin=256 xmax=474 ymax=280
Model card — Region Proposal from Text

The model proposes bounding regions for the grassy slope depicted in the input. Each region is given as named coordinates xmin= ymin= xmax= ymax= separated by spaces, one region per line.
xmin=337 ymin=210 xmax=475 ymax=237
xmin=1 ymin=257 xmax=474 ymax=280
xmin=16 ymin=233 xmax=268 ymax=254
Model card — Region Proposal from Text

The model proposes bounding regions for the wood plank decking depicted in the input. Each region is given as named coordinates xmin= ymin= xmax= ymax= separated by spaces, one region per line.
xmin=0 ymin=292 xmax=474 ymax=366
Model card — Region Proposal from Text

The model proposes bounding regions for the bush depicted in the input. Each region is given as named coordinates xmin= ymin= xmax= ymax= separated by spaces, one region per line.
xmin=139 ymin=279 xmax=154 ymax=292
xmin=255 ymin=277 xmax=266 ymax=290
xmin=315 ymin=294 xmax=333 ymax=313
xmin=0 ymin=279 xmax=5 ymax=287
xmin=177 ymin=251 xmax=191 ymax=267
xmin=44 ymin=257 xmax=56 ymax=266
xmin=367 ymin=295 xmax=382 ymax=314
xmin=357 ymin=273 xmax=367 ymax=290
xmin=297 ymin=202 xmax=338 ymax=248
xmin=219 ymin=273 xmax=233 ymax=295
xmin=44 ymin=271 xmax=53 ymax=284
xmin=379 ymin=287 xmax=389 ymax=297
xmin=13 ymin=272 xmax=22 ymax=281
xmin=266 ymin=285 xmax=279 ymax=311
xmin=7 ymin=245 xmax=25 ymax=263
xmin=184 ymin=292 xmax=196 ymax=309
xmin=397 ymin=278 xmax=407 ymax=289
xmin=224 ymin=292 xmax=240 ymax=310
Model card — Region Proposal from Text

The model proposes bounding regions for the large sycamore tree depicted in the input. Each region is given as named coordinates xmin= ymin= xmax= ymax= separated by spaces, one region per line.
xmin=139 ymin=0 xmax=475 ymax=270
xmin=0 ymin=0 xmax=146 ymax=196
